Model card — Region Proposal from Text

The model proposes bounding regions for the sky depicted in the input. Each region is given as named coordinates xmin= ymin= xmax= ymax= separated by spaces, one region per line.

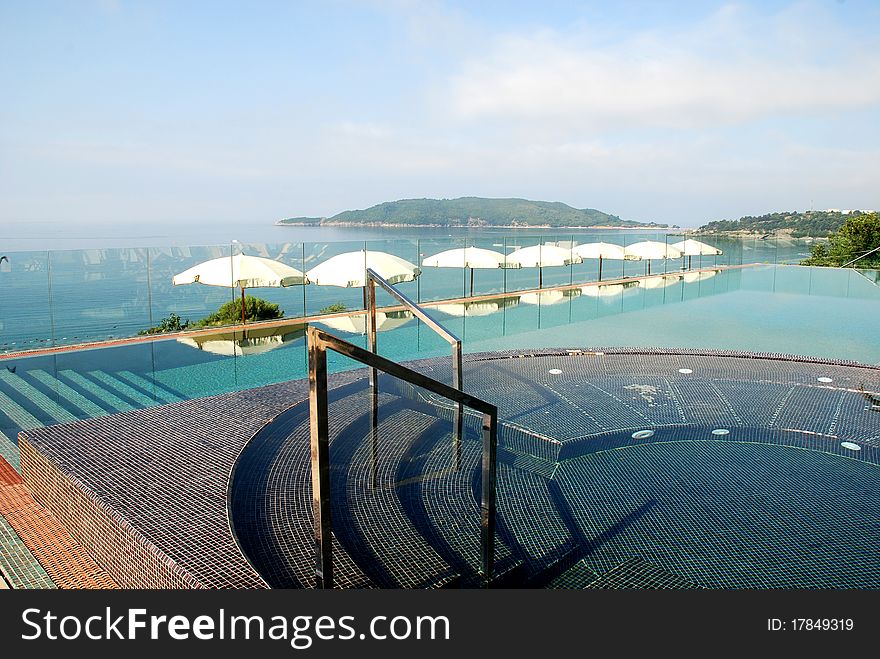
xmin=1 ymin=0 xmax=879 ymax=229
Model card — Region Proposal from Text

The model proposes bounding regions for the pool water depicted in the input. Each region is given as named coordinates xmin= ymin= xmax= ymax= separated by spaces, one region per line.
xmin=0 ymin=264 xmax=878 ymax=468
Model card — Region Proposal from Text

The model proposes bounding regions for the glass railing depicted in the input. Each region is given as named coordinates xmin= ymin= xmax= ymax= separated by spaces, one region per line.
xmin=0 ymin=231 xmax=811 ymax=355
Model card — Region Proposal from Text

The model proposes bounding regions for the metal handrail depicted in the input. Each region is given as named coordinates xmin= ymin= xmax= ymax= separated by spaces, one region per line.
xmin=841 ymin=245 xmax=880 ymax=269
xmin=365 ymin=268 xmax=464 ymax=456
xmin=365 ymin=268 xmax=462 ymax=389
xmin=307 ymin=325 xmax=498 ymax=589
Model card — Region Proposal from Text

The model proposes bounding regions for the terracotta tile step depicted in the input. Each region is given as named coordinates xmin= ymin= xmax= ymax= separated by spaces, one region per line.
xmin=0 ymin=456 xmax=117 ymax=589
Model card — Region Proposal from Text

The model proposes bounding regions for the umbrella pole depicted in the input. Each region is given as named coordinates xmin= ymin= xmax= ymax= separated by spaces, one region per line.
xmin=688 ymin=255 xmax=692 ymax=270
xmin=539 ymin=267 xmax=543 ymax=289
xmin=363 ymin=286 xmax=367 ymax=311
xmin=647 ymin=261 xmax=651 ymax=276
xmin=240 ymin=285 xmax=246 ymax=325
xmin=598 ymin=256 xmax=603 ymax=282
xmin=470 ymin=268 xmax=474 ymax=297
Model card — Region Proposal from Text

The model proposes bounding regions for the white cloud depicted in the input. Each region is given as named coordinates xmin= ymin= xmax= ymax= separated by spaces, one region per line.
xmin=449 ymin=5 xmax=880 ymax=130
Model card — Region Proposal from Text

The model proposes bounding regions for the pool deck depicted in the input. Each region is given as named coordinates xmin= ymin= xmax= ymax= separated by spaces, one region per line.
xmin=11 ymin=348 xmax=880 ymax=589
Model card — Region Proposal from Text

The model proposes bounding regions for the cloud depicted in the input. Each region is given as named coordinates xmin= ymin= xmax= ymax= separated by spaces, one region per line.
xmin=449 ymin=4 xmax=880 ymax=130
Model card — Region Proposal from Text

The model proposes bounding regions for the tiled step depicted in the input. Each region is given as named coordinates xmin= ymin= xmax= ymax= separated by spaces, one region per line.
xmin=27 ymin=370 xmax=108 ymax=418
xmin=58 ymin=371 xmax=135 ymax=413
xmin=0 ymin=429 xmax=19 ymax=470
xmin=115 ymin=371 xmax=183 ymax=405
xmin=0 ymin=513 xmax=55 ymax=589
xmin=87 ymin=371 xmax=157 ymax=407
xmin=0 ymin=389 xmax=43 ymax=432
xmin=0 ymin=370 xmax=79 ymax=426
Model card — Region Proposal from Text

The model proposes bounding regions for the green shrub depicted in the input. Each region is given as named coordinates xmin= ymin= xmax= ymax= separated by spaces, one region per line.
xmin=138 ymin=313 xmax=190 ymax=335
xmin=195 ymin=295 xmax=284 ymax=326
xmin=319 ymin=303 xmax=348 ymax=314
xmin=802 ymin=212 xmax=880 ymax=267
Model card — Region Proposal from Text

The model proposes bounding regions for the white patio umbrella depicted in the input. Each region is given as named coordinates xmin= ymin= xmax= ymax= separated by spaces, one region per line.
xmin=573 ymin=242 xmax=641 ymax=281
xmin=172 ymin=253 xmax=308 ymax=324
xmin=581 ymin=281 xmax=640 ymax=298
xmin=433 ymin=301 xmax=500 ymax=317
xmin=306 ymin=250 xmax=420 ymax=308
xmin=624 ymin=241 xmax=683 ymax=275
xmin=422 ymin=246 xmax=514 ymax=297
xmin=318 ymin=310 xmax=413 ymax=335
xmin=520 ymin=288 xmax=582 ymax=305
xmin=671 ymin=239 xmax=723 ymax=270
xmin=432 ymin=296 xmax=520 ymax=318
xmin=682 ymin=269 xmax=720 ymax=284
xmin=506 ymin=244 xmax=582 ymax=288
xmin=641 ymin=274 xmax=682 ymax=289
xmin=176 ymin=325 xmax=306 ymax=357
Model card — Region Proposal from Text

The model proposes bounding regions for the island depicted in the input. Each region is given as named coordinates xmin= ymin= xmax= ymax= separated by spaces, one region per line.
xmin=277 ymin=197 xmax=667 ymax=229
xmin=695 ymin=209 xmax=875 ymax=238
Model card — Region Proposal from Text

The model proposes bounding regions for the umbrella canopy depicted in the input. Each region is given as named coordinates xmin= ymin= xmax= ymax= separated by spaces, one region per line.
xmin=505 ymin=244 xmax=581 ymax=268
xmin=176 ymin=325 xmax=306 ymax=357
xmin=671 ymin=239 xmax=723 ymax=256
xmin=422 ymin=247 xmax=511 ymax=269
xmin=641 ymin=274 xmax=682 ymax=289
xmin=506 ymin=244 xmax=582 ymax=289
xmin=573 ymin=241 xmax=641 ymax=281
xmin=581 ymin=281 xmax=639 ymax=297
xmin=624 ymin=241 xmax=683 ymax=261
xmin=573 ymin=242 xmax=640 ymax=261
xmin=432 ymin=296 xmax=520 ymax=317
xmin=306 ymin=250 xmax=420 ymax=288
xmin=520 ymin=288 xmax=582 ymax=305
xmin=682 ymin=269 xmax=720 ymax=284
xmin=422 ymin=246 xmax=515 ymax=297
xmin=318 ymin=310 xmax=413 ymax=334
xmin=433 ymin=301 xmax=501 ymax=317
xmin=172 ymin=253 xmax=308 ymax=324
xmin=172 ymin=253 xmax=308 ymax=288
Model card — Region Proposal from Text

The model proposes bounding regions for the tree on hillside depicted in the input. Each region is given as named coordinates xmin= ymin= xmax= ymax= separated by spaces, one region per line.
xmin=802 ymin=213 xmax=880 ymax=267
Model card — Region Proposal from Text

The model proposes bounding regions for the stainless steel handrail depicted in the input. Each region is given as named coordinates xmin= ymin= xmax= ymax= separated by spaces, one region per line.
xmin=307 ymin=325 xmax=498 ymax=589
xmin=841 ymin=245 xmax=880 ymax=269
xmin=365 ymin=267 xmax=462 ymax=389
xmin=365 ymin=268 xmax=464 ymax=461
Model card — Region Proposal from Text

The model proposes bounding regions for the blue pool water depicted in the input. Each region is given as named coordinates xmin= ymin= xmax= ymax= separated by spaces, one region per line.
xmin=0 ymin=231 xmax=813 ymax=352
xmin=0 ymin=264 xmax=877 ymax=469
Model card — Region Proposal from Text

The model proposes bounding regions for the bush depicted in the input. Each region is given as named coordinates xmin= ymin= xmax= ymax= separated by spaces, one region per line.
xmin=195 ymin=295 xmax=284 ymax=326
xmin=138 ymin=313 xmax=190 ymax=335
xmin=318 ymin=303 xmax=348 ymax=314
xmin=802 ymin=212 xmax=880 ymax=267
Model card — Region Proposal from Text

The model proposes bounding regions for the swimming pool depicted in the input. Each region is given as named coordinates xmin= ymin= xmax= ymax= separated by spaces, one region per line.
xmin=1 ymin=264 xmax=878 ymax=470
xmin=11 ymin=263 xmax=880 ymax=589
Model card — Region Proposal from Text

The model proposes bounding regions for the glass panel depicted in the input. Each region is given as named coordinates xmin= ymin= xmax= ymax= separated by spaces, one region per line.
xmin=152 ymin=243 xmax=234 ymax=332
xmin=0 ymin=250 xmax=51 ymax=354
xmin=48 ymin=248 xmax=152 ymax=346
xmin=304 ymin=239 xmax=368 ymax=317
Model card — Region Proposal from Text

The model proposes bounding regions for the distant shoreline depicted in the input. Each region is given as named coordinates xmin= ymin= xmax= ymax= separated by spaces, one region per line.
xmin=275 ymin=221 xmax=670 ymax=230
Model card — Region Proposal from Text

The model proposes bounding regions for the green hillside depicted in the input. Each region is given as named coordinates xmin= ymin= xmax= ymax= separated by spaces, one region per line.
xmin=279 ymin=197 xmax=662 ymax=228
xmin=697 ymin=210 xmax=867 ymax=238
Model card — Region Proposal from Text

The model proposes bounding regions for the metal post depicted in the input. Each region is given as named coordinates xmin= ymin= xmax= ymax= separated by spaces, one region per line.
xmin=452 ymin=341 xmax=463 ymax=470
xmin=308 ymin=330 xmax=333 ymax=589
xmin=481 ymin=410 xmax=497 ymax=585
xmin=366 ymin=278 xmax=378 ymax=389
xmin=367 ymin=277 xmax=380 ymax=489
